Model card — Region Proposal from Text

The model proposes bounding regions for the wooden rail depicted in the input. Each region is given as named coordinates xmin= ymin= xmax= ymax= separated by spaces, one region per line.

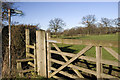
xmin=16 ymin=29 xmax=120 ymax=80
xmin=50 ymin=50 xmax=120 ymax=67
xmin=47 ymin=39 xmax=120 ymax=80
xmin=49 ymin=38 xmax=118 ymax=47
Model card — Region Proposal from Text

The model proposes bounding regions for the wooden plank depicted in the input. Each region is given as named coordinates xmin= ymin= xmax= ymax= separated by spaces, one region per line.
xmin=101 ymin=73 xmax=120 ymax=79
xmin=26 ymin=29 xmax=30 ymax=58
xmin=16 ymin=58 xmax=34 ymax=62
xmin=51 ymin=58 xmax=96 ymax=75
xmin=50 ymin=50 xmax=74 ymax=57
xmin=52 ymin=43 xmax=68 ymax=61
xmin=17 ymin=62 xmax=23 ymax=77
xmin=51 ymin=59 xmax=118 ymax=79
xmin=26 ymin=53 xmax=34 ymax=58
xmin=80 ymin=56 xmax=120 ymax=67
xmin=46 ymin=33 xmax=51 ymax=78
xmin=50 ymin=45 xmax=92 ymax=77
xmin=49 ymin=38 xmax=118 ymax=47
xmin=28 ymin=62 xmax=34 ymax=67
xmin=73 ymin=69 xmax=84 ymax=78
xmin=50 ymin=50 xmax=120 ymax=67
xmin=34 ymin=43 xmax=37 ymax=72
xmin=52 ymin=43 xmax=84 ymax=78
xmin=96 ymin=46 xmax=102 ymax=79
xmin=36 ymin=30 xmax=47 ymax=77
xmin=19 ymin=68 xmax=34 ymax=73
xmin=104 ymin=47 xmax=120 ymax=61
xmin=26 ymin=45 xmax=35 ymax=49
xmin=52 ymin=76 xmax=64 ymax=80
xmin=51 ymin=67 xmax=79 ymax=79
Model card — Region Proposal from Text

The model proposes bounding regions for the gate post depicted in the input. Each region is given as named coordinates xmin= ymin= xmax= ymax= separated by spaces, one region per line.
xmin=36 ymin=30 xmax=47 ymax=77
xmin=96 ymin=46 xmax=102 ymax=80
xmin=46 ymin=33 xmax=51 ymax=78
xmin=25 ymin=29 xmax=30 ymax=58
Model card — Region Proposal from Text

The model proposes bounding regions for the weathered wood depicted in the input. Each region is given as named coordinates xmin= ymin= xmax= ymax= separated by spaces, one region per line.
xmin=50 ymin=50 xmax=120 ymax=67
xmin=52 ymin=76 xmax=64 ymax=80
xmin=51 ymin=59 xmax=118 ymax=79
xmin=51 ymin=67 xmax=79 ymax=78
xmin=52 ymin=43 xmax=84 ymax=78
xmin=51 ymin=58 xmax=96 ymax=75
xmin=26 ymin=53 xmax=34 ymax=58
xmin=73 ymin=68 xmax=84 ymax=78
xmin=52 ymin=43 xmax=68 ymax=61
xmin=16 ymin=58 xmax=34 ymax=62
xmin=46 ymin=33 xmax=51 ymax=78
xmin=49 ymin=38 xmax=118 ymax=47
xmin=19 ymin=68 xmax=34 ymax=73
xmin=28 ymin=62 xmax=34 ymax=67
xmin=50 ymin=45 xmax=92 ymax=77
xmin=104 ymin=47 xmax=120 ymax=61
xmin=17 ymin=62 xmax=23 ymax=77
xmin=26 ymin=29 xmax=30 ymax=58
xmin=36 ymin=30 xmax=47 ymax=77
xmin=96 ymin=46 xmax=102 ymax=79
xmin=34 ymin=43 xmax=37 ymax=72
xmin=26 ymin=45 xmax=35 ymax=49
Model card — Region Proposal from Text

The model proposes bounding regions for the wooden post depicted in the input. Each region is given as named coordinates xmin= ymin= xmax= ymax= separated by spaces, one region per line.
xmin=96 ymin=46 xmax=102 ymax=80
xmin=46 ymin=33 xmax=51 ymax=78
xmin=26 ymin=29 xmax=30 ymax=58
xmin=36 ymin=30 xmax=47 ymax=77
xmin=34 ymin=43 xmax=37 ymax=72
xmin=17 ymin=62 xmax=23 ymax=77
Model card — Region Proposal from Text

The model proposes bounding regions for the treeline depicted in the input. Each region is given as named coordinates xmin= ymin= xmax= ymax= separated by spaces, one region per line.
xmin=47 ymin=15 xmax=120 ymax=36
xmin=62 ymin=26 xmax=119 ymax=36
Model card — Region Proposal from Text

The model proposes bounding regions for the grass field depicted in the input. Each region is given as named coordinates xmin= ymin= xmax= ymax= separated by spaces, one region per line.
xmin=58 ymin=33 xmax=119 ymax=41
xmin=52 ymin=34 xmax=119 ymax=61
xmin=55 ymin=44 xmax=119 ymax=61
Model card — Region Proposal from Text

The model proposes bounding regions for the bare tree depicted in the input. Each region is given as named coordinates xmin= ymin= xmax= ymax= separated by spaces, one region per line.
xmin=49 ymin=18 xmax=66 ymax=34
xmin=82 ymin=15 xmax=96 ymax=34
xmin=101 ymin=18 xmax=111 ymax=27
xmin=101 ymin=18 xmax=114 ymax=33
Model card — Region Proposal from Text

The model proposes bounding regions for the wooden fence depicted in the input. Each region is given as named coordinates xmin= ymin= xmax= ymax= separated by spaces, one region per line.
xmin=16 ymin=29 xmax=120 ymax=80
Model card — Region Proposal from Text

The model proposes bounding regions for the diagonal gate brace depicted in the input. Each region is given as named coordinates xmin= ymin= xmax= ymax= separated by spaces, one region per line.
xmin=52 ymin=43 xmax=84 ymax=78
xmin=50 ymin=45 xmax=92 ymax=77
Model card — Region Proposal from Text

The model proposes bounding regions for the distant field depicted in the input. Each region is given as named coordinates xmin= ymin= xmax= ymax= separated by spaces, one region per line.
xmin=51 ymin=34 xmax=119 ymax=61
xmin=58 ymin=34 xmax=118 ymax=41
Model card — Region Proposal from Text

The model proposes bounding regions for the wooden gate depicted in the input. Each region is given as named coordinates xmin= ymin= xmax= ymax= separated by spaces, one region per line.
xmin=17 ymin=29 xmax=120 ymax=80
xmin=47 ymin=38 xmax=120 ymax=80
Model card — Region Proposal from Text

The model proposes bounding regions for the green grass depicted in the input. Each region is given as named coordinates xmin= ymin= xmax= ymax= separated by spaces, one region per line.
xmin=51 ymin=34 xmax=119 ymax=61
xmin=54 ymin=43 xmax=119 ymax=61
xmin=58 ymin=34 xmax=118 ymax=41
